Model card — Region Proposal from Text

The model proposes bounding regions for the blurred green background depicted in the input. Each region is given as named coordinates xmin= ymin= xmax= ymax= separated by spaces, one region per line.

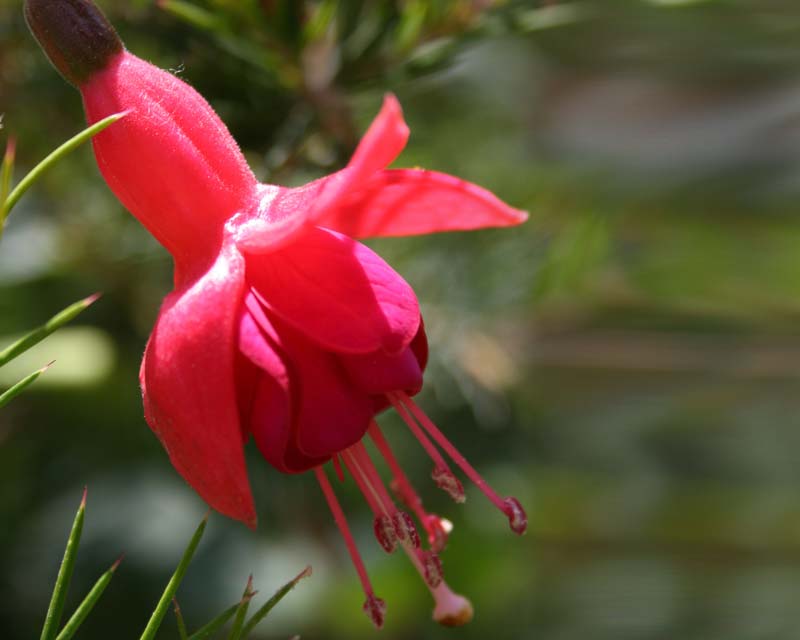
xmin=4 ymin=0 xmax=800 ymax=638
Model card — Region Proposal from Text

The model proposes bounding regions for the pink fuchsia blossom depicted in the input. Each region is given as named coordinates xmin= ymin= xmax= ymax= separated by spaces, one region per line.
xmin=26 ymin=0 xmax=529 ymax=628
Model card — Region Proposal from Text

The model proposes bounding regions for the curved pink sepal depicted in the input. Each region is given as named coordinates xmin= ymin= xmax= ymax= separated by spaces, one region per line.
xmin=316 ymin=169 xmax=529 ymax=238
xmin=233 ymin=95 xmax=409 ymax=255
xmin=140 ymin=243 xmax=256 ymax=526
xmin=247 ymin=226 xmax=420 ymax=355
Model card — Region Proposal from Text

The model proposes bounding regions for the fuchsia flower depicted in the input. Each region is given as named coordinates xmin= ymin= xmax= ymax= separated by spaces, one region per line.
xmin=26 ymin=0 xmax=528 ymax=627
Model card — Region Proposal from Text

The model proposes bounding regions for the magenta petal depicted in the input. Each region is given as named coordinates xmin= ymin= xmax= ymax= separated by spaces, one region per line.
xmin=250 ymin=372 xmax=331 ymax=473
xmin=316 ymin=168 xmax=529 ymax=239
xmin=281 ymin=327 xmax=375 ymax=459
xmin=340 ymin=346 xmax=423 ymax=396
xmin=247 ymin=226 xmax=420 ymax=355
xmin=241 ymin=297 xmax=335 ymax=472
xmin=246 ymin=302 xmax=374 ymax=459
xmin=239 ymin=298 xmax=288 ymax=385
xmin=140 ymin=243 xmax=256 ymax=526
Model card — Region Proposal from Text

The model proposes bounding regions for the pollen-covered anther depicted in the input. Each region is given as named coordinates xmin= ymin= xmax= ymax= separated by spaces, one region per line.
xmin=421 ymin=551 xmax=444 ymax=588
xmin=363 ymin=594 xmax=387 ymax=629
xmin=432 ymin=466 xmax=465 ymax=503
xmin=504 ymin=497 xmax=528 ymax=535
xmin=373 ymin=515 xmax=398 ymax=553
xmin=393 ymin=511 xmax=421 ymax=548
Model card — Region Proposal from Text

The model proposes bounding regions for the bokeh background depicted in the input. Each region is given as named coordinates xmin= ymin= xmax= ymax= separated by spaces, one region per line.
xmin=4 ymin=0 xmax=800 ymax=638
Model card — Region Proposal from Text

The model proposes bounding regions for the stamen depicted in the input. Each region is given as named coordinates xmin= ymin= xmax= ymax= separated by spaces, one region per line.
xmin=369 ymin=421 xmax=452 ymax=552
xmin=420 ymin=551 xmax=443 ymax=588
xmin=341 ymin=451 xmax=395 ymax=553
xmin=394 ymin=392 xmax=528 ymax=536
xmin=345 ymin=442 xmax=448 ymax=601
xmin=393 ymin=511 xmax=420 ymax=548
xmin=363 ymin=594 xmax=387 ymax=630
xmin=332 ymin=454 xmax=345 ymax=483
xmin=314 ymin=466 xmax=385 ymax=628
xmin=431 ymin=467 xmax=466 ymax=504
xmin=504 ymin=497 xmax=528 ymax=535
xmin=388 ymin=394 xmax=465 ymax=503
xmin=373 ymin=514 xmax=398 ymax=553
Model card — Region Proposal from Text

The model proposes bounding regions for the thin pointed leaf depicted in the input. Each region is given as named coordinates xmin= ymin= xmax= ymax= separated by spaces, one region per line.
xmin=0 ymin=361 xmax=53 ymax=408
xmin=55 ymin=555 xmax=123 ymax=640
xmin=40 ymin=489 xmax=87 ymax=640
xmin=186 ymin=603 xmax=239 ymax=640
xmin=139 ymin=513 xmax=208 ymax=640
xmin=0 ymin=294 xmax=100 ymax=367
xmin=226 ymin=576 xmax=255 ymax=640
xmin=3 ymin=112 xmax=126 ymax=218
xmin=159 ymin=0 xmax=225 ymax=30
xmin=173 ymin=599 xmax=189 ymax=640
xmin=241 ymin=566 xmax=312 ymax=638
xmin=0 ymin=136 xmax=16 ymax=225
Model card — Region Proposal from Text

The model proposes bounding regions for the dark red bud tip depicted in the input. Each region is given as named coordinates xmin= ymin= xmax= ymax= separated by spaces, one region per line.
xmin=24 ymin=0 xmax=123 ymax=86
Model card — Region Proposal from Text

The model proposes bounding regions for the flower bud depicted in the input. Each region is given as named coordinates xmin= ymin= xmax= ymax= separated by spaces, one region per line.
xmin=24 ymin=0 xmax=123 ymax=86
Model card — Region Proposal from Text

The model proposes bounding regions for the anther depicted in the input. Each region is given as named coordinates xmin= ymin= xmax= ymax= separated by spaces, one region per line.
xmin=363 ymin=594 xmax=387 ymax=629
xmin=432 ymin=467 xmax=465 ymax=503
xmin=503 ymin=497 xmax=528 ymax=535
xmin=392 ymin=511 xmax=420 ymax=548
xmin=373 ymin=515 xmax=398 ymax=553
xmin=421 ymin=551 xmax=444 ymax=588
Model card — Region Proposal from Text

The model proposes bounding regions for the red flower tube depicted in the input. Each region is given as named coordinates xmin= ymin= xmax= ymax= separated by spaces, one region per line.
xmin=25 ymin=0 xmax=529 ymax=628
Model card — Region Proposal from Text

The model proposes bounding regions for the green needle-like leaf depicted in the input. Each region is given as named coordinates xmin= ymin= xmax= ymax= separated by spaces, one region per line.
xmin=0 ymin=294 xmax=100 ymax=367
xmin=186 ymin=603 xmax=239 ymax=640
xmin=40 ymin=489 xmax=87 ymax=640
xmin=241 ymin=566 xmax=311 ymax=638
xmin=173 ymin=599 xmax=189 ymax=640
xmin=2 ymin=112 xmax=125 ymax=219
xmin=139 ymin=513 xmax=208 ymax=640
xmin=226 ymin=576 xmax=256 ymax=640
xmin=55 ymin=555 xmax=123 ymax=640
xmin=0 ymin=136 xmax=15 ymax=226
xmin=0 ymin=361 xmax=54 ymax=408
xmin=159 ymin=1 xmax=224 ymax=30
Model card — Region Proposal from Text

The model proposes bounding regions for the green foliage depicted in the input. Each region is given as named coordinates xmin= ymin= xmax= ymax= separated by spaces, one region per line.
xmin=39 ymin=495 xmax=307 ymax=639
